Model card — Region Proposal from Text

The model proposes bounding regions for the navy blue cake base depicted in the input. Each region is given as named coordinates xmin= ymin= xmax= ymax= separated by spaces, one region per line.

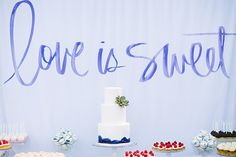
xmin=98 ymin=136 xmax=130 ymax=144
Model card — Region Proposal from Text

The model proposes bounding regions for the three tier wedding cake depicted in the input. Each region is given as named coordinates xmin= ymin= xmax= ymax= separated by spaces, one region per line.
xmin=98 ymin=87 xmax=130 ymax=144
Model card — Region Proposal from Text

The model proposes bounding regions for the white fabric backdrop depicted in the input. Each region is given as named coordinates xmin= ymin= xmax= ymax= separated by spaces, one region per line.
xmin=0 ymin=0 xmax=236 ymax=156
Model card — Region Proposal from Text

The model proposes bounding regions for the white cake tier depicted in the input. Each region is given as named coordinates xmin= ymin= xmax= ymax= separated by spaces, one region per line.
xmin=98 ymin=122 xmax=130 ymax=140
xmin=104 ymin=87 xmax=122 ymax=104
xmin=101 ymin=103 xmax=126 ymax=123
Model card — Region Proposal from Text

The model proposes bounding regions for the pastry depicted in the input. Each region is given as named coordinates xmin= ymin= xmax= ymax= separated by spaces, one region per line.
xmin=211 ymin=130 xmax=236 ymax=140
xmin=124 ymin=150 xmax=155 ymax=157
xmin=152 ymin=141 xmax=185 ymax=152
xmin=217 ymin=142 xmax=236 ymax=156
xmin=0 ymin=139 xmax=11 ymax=150
xmin=14 ymin=152 xmax=65 ymax=157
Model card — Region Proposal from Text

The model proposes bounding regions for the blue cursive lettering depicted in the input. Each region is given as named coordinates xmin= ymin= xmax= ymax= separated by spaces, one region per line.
xmin=97 ymin=41 xmax=124 ymax=74
xmin=4 ymin=0 xmax=234 ymax=86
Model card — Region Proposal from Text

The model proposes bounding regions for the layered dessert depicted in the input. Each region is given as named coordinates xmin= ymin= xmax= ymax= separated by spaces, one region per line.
xmin=217 ymin=142 xmax=236 ymax=156
xmin=211 ymin=130 xmax=236 ymax=139
xmin=124 ymin=150 xmax=155 ymax=157
xmin=98 ymin=87 xmax=130 ymax=144
xmin=152 ymin=141 xmax=185 ymax=152
xmin=14 ymin=152 xmax=65 ymax=157
xmin=0 ymin=139 xmax=11 ymax=150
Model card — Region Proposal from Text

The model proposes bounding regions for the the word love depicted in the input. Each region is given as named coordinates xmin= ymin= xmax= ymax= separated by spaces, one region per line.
xmin=5 ymin=0 xmax=234 ymax=86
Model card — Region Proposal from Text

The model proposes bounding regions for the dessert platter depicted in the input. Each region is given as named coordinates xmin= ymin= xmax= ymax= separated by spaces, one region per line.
xmin=152 ymin=141 xmax=185 ymax=157
xmin=94 ymin=142 xmax=137 ymax=148
xmin=211 ymin=130 xmax=236 ymax=141
xmin=8 ymin=134 xmax=28 ymax=144
xmin=14 ymin=152 xmax=65 ymax=157
xmin=217 ymin=142 xmax=236 ymax=156
xmin=152 ymin=141 xmax=185 ymax=152
xmin=0 ymin=140 xmax=11 ymax=150
xmin=124 ymin=150 xmax=155 ymax=157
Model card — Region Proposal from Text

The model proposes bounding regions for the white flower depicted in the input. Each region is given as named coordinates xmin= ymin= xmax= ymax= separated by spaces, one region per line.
xmin=200 ymin=141 xmax=208 ymax=149
xmin=203 ymin=135 xmax=210 ymax=141
xmin=192 ymin=131 xmax=216 ymax=152
xmin=59 ymin=138 xmax=65 ymax=144
xmin=192 ymin=138 xmax=200 ymax=147
xmin=53 ymin=128 xmax=77 ymax=150
xmin=207 ymin=140 xmax=215 ymax=148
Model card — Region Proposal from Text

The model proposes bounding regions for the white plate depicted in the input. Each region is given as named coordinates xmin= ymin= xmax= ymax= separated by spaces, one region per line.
xmin=93 ymin=142 xmax=137 ymax=148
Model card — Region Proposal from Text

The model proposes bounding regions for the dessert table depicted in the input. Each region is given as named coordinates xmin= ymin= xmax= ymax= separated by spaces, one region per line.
xmin=91 ymin=154 xmax=223 ymax=157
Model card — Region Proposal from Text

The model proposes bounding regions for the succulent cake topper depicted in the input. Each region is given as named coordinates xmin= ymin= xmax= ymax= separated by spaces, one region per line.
xmin=115 ymin=96 xmax=129 ymax=107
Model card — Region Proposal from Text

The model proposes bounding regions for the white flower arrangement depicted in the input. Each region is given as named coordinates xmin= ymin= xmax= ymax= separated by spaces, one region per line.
xmin=53 ymin=128 xmax=77 ymax=150
xmin=192 ymin=130 xmax=216 ymax=152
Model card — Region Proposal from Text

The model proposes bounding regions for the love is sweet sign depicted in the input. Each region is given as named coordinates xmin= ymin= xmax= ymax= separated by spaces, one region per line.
xmin=3 ymin=0 xmax=235 ymax=86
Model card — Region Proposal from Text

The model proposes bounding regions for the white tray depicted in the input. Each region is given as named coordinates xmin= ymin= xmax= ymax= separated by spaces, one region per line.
xmin=93 ymin=142 xmax=137 ymax=148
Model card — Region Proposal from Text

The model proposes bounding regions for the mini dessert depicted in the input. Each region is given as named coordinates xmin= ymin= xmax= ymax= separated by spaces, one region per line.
xmin=0 ymin=139 xmax=11 ymax=150
xmin=124 ymin=150 xmax=155 ymax=157
xmin=152 ymin=141 xmax=185 ymax=152
xmin=14 ymin=152 xmax=65 ymax=157
xmin=217 ymin=142 xmax=236 ymax=156
xmin=211 ymin=130 xmax=236 ymax=139
xmin=1 ymin=134 xmax=28 ymax=143
xmin=10 ymin=134 xmax=28 ymax=143
xmin=192 ymin=130 xmax=216 ymax=151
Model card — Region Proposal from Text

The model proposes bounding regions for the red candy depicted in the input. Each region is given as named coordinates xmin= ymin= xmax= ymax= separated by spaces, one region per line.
xmin=124 ymin=150 xmax=155 ymax=157
xmin=0 ymin=139 xmax=9 ymax=145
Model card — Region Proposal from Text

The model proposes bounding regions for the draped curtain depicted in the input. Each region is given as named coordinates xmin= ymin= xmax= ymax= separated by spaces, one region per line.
xmin=0 ymin=0 xmax=236 ymax=156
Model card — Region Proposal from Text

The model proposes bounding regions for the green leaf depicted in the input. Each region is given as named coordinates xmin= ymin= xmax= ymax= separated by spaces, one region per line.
xmin=115 ymin=96 xmax=129 ymax=107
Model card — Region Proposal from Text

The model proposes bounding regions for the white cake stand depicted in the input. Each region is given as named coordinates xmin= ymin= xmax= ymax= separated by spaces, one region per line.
xmin=153 ymin=149 xmax=185 ymax=157
xmin=93 ymin=142 xmax=137 ymax=157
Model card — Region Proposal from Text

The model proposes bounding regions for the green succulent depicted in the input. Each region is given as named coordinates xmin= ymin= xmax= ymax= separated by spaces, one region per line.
xmin=115 ymin=96 xmax=129 ymax=107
